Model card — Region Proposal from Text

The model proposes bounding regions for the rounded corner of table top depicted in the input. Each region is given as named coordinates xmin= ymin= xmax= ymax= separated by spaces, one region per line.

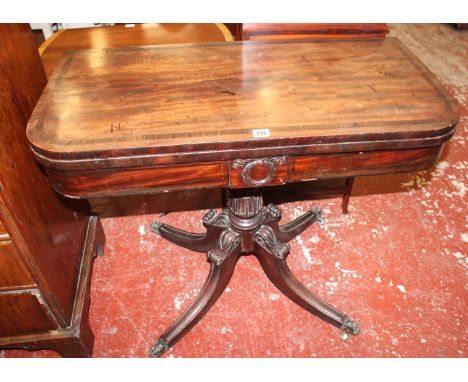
xmin=25 ymin=38 xmax=462 ymax=171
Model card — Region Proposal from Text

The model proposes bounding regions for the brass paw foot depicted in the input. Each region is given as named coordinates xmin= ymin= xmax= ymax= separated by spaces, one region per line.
xmin=311 ymin=207 xmax=325 ymax=225
xmin=341 ymin=317 xmax=359 ymax=341
xmin=150 ymin=221 xmax=163 ymax=235
xmin=149 ymin=338 xmax=169 ymax=358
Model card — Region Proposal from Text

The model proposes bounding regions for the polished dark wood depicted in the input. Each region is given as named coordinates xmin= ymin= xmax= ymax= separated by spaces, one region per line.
xmin=26 ymin=37 xmax=459 ymax=357
xmin=0 ymin=24 xmax=48 ymax=125
xmin=37 ymin=23 xmax=234 ymax=215
xmin=1 ymin=23 xmax=86 ymax=323
xmin=47 ymin=162 xmax=228 ymax=198
xmin=242 ymin=23 xmax=389 ymax=40
xmin=0 ymin=220 xmax=8 ymax=238
xmin=341 ymin=178 xmax=354 ymax=215
xmin=224 ymin=23 xmax=242 ymax=40
xmin=149 ymin=192 xmax=358 ymax=357
xmin=43 ymin=145 xmax=444 ymax=199
xmin=0 ymin=291 xmax=57 ymax=336
xmin=28 ymin=38 xmax=458 ymax=173
xmin=288 ymin=146 xmax=443 ymax=182
xmin=0 ymin=216 xmax=104 ymax=357
xmin=229 ymin=157 xmax=288 ymax=189
xmin=0 ymin=23 xmax=104 ymax=357
xmin=240 ymin=24 xmax=389 ymax=212
xmin=0 ymin=242 xmax=36 ymax=291
xmin=40 ymin=23 xmax=230 ymax=78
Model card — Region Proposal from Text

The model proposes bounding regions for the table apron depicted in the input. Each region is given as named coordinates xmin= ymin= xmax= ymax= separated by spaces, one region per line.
xmin=45 ymin=145 xmax=443 ymax=198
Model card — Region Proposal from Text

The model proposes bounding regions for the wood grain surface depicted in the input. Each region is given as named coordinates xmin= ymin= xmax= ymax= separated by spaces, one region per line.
xmin=44 ymin=146 xmax=443 ymax=198
xmin=0 ymin=220 xmax=8 ymax=238
xmin=288 ymin=146 xmax=442 ymax=182
xmin=27 ymin=38 xmax=458 ymax=172
xmin=0 ymin=242 xmax=36 ymax=291
xmin=0 ymin=23 xmax=90 ymax=325
xmin=48 ymin=161 xmax=228 ymax=198
xmin=242 ymin=23 xmax=389 ymax=40
xmin=39 ymin=23 xmax=230 ymax=78
xmin=0 ymin=291 xmax=57 ymax=336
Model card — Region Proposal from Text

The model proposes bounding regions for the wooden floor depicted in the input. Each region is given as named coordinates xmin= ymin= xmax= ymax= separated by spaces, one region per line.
xmin=38 ymin=23 xmax=231 ymax=78
xmin=2 ymin=23 xmax=467 ymax=358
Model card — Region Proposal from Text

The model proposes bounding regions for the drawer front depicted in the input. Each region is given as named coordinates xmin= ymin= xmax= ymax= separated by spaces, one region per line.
xmin=0 ymin=290 xmax=57 ymax=337
xmin=0 ymin=219 xmax=9 ymax=241
xmin=0 ymin=241 xmax=35 ymax=291
xmin=229 ymin=156 xmax=287 ymax=188
xmin=289 ymin=146 xmax=442 ymax=182
xmin=47 ymin=161 xmax=228 ymax=198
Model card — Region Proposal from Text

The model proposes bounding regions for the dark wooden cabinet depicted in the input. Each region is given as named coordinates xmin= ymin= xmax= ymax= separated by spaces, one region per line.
xmin=0 ymin=23 xmax=104 ymax=357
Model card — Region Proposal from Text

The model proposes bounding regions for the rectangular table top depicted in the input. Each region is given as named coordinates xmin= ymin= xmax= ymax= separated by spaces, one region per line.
xmin=27 ymin=38 xmax=458 ymax=171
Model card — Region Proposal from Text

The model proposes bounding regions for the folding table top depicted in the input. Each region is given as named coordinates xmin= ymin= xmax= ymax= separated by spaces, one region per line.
xmin=27 ymin=38 xmax=458 ymax=170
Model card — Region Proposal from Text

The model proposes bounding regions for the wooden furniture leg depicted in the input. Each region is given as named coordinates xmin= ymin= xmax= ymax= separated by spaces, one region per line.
xmin=150 ymin=212 xmax=225 ymax=253
xmin=263 ymin=205 xmax=325 ymax=243
xmin=342 ymin=177 xmax=355 ymax=214
xmin=253 ymin=240 xmax=358 ymax=337
xmin=149 ymin=191 xmax=358 ymax=357
xmin=149 ymin=229 xmax=242 ymax=357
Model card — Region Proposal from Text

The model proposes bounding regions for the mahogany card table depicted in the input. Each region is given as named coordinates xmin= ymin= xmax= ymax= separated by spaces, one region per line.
xmin=26 ymin=38 xmax=459 ymax=357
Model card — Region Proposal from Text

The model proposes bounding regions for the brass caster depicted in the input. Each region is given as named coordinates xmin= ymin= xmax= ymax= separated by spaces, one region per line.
xmin=150 ymin=221 xmax=163 ymax=235
xmin=149 ymin=338 xmax=169 ymax=358
xmin=341 ymin=318 xmax=359 ymax=341
xmin=312 ymin=207 xmax=325 ymax=225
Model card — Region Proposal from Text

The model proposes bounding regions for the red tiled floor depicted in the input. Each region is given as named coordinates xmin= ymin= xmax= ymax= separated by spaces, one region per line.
xmin=2 ymin=24 xmax=466 ymax=358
